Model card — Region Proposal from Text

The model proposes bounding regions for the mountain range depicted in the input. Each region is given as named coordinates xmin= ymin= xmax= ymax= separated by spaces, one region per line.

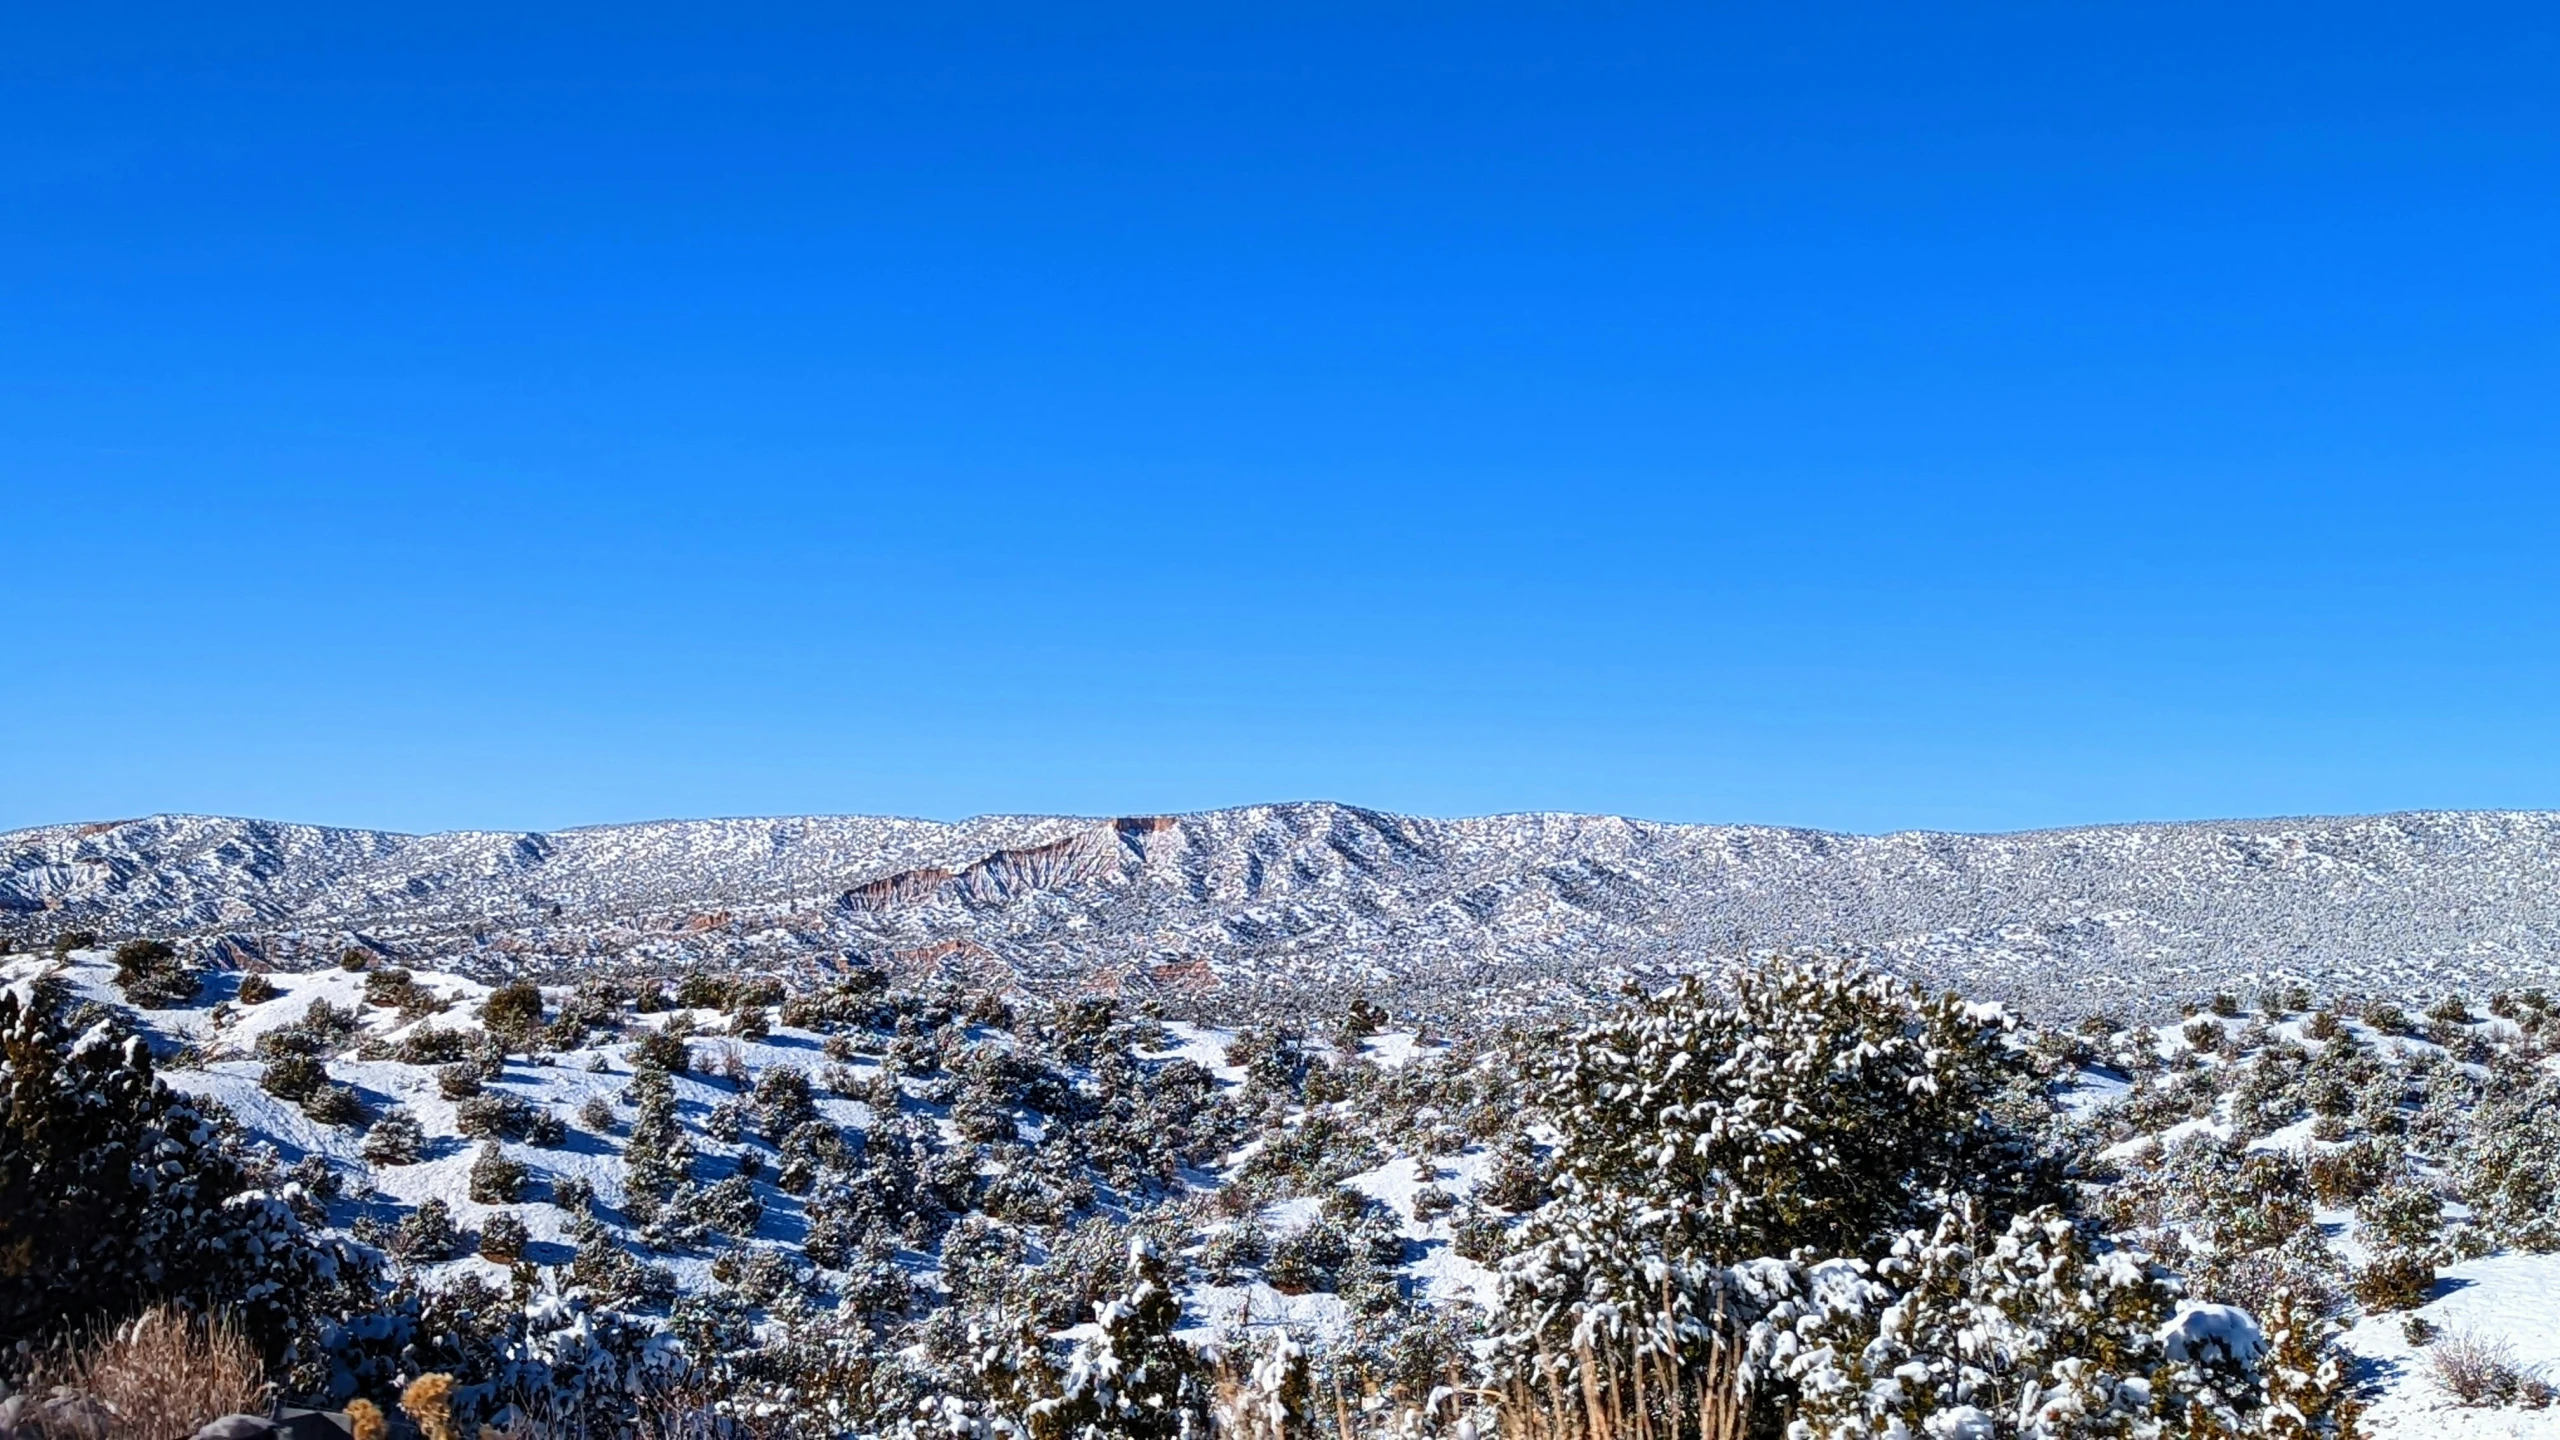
xmin=8 ymin=805 xmax=2559 ymax=1021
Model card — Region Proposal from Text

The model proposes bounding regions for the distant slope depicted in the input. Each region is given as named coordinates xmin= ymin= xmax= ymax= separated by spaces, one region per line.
xmin=8 ymin=805 xmax=2560 ymax=1019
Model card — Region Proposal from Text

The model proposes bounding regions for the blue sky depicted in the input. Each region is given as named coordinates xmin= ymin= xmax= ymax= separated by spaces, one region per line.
xmin=6 ymin=3 xmax=2558 ymax=836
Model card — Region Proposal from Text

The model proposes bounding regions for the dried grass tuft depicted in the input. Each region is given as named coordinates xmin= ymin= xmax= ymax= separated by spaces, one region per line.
xmin=22 ymin=1304 xmax=269 ymax=1440
xmin=2428 ymin=1328 xmax=2548 ymax=1408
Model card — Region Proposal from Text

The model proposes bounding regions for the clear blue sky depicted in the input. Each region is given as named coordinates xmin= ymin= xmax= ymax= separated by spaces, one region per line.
xmin=6 ymin=4 xmax=2558 ymax=836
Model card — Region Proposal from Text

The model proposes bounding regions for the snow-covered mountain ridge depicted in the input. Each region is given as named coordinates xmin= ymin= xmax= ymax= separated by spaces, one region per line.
xmin=9 ymin=804 xmax=2560 ymax=1018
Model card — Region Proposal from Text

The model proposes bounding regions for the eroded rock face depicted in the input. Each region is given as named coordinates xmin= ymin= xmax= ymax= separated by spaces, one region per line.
xmin=9 ymin=804 xmax=2560 ymax=1022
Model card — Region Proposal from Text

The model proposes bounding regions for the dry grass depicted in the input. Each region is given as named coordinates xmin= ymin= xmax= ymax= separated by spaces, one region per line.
xmin=21 ymin=1304 xmax=270 ymax=1440
xmin=2428 ymin=1329 xmax=2553 ymax=1408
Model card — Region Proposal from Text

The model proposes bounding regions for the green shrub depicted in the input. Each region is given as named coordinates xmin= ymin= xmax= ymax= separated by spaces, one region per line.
xmin=477 ymin=1211 xmax=528 ymax=1263
xmin=391 ymin=1198 xmax=461 ymax=1262
xmin=112 ymin=939 xmax=198 ymax=1008
xmin=396 ymin=1025 xmax=475 ymax=1064
xmin=468 ymin=1142 xmax=526 ymax=1203
xmin=362 ymin=1107 xmax=424 ymax=1166
xmin=302 ymin=1083 xmax=366 ymax=1128
xmin=0 ymin=978 xmax=355 ymax=1348
xmin=2351 ymin=1251 xmax=2437 ymax=1312
xmin=631 ymin=1029 xmax=691 ymax=1074
xmin=481 ymin=981 xmax=545 ymax=1037
xmin=259 ymin=1054 xmax=325 ymax=1102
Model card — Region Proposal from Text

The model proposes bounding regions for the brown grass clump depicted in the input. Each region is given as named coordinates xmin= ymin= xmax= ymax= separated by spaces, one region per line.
xmin=2430 ymin=1329 xmax=2535 ymax=1406
xmin=402 ymin=1372 xmax=460 ymax=1440
xmin=26 ymin=1304 xmax=270 ymax=1440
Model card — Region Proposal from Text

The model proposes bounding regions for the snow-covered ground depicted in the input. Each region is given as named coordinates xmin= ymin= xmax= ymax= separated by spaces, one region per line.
xmin=2343 ymin=1253 xmax=2560 ymax=1437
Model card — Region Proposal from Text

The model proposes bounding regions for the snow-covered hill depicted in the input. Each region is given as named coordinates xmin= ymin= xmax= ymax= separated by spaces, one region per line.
xmin=11 ymin=805 xmax=2560 ymax=1018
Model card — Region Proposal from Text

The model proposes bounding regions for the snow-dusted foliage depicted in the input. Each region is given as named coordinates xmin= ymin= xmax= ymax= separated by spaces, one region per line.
xmin=0 ymin=971 xmax=360 ymax=1356
xmin=1484 ymin=957 xmax=2063 ymax=1438
xmin=13 ymin=931 xmax=2557 ymax=1436
xmin=1530 ymin=954 xmax=2048 ymax=1267
xmin=1759 ymin=1199 xmax=2324 ymax=1439
xmin=2453 ymin=1064 xmax=2560 ymax=1252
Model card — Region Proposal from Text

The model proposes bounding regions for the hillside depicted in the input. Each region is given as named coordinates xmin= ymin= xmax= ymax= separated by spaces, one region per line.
xmin=10 ymin=806 xmax=2560 ymax=1019
xmin=8 ymin=942 xmax=2558 ymax=1436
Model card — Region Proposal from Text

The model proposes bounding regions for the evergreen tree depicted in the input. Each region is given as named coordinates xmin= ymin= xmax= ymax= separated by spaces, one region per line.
xmin=1020 ymin=1239 xmax=1213 ymax=1440
xmin=621 ymin=1062 xmax=695 ymax=1221
xmin=1530 ymin=953 xmax=2048 ymax=1267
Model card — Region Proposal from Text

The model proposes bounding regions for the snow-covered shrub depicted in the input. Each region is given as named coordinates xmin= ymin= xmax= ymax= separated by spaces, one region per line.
xmin=1199 ymin=1220 xmax=1270 ymax=1284
xmin=699 ymin=1173 xmax=765 ymax=1238
xmin=481 ymin=981 xmax=545 ymax=1043
xmin=303 ymin=1082 xmax=367 ymax=1128
xmin=397 ymin=1025 xmax=476 ymax=1065
xmin=391 ymin=1198 xmax=464 ymax=1264
xmin=262 ymin=998 xmax=360 ymax=1058
xmin=261 ymin=1052 xmax=326 ymax=1101
xmin=620 ymin=1061 xmax=697 ymax=1226
xmin=1213 ymin=1331 xmax=1314 ymax=1440
xmin=0 ymin=974 xmax=361 ymax=1353
xmin=237 ymin=972 xmax=280 ymax=1005
xmin=642 ymin=1184 xmax=711 ymax=1251
xmin=1771 ymin=1200 xmax=2285 ymax=1440
xmin=980 ymin=1238 xmax=1214 ymax=1440
xmin=705 ymin=1096 xmax=747 ymax=1142
xmin=1527 ymin=953 xmax=2047 ymax=1268
xmin=2105 ymin=1137 xmax=2340 ymax=1316
xmin=479 ymin=1211 xmax=529 ymax=1264
xmin=2353 ymin=1179 xmax=2443 ymax=1256
xmin=111 ymin=938 xmax=199 ymax=1009
xmin=455 ymin=1091 xmax=539 ymax=1140
xmin=437 ymin=1062 xmax=482 ymax=1100
xmin=2455 ymin=1067 xmax=2560 ymax=1250
xmin=2347 ymin=1251 xmax=2434 ymax=1313
xmin=630 ymin=1028 xmax=691 ymax=1073
xmin=363 ymin=1106 xmax=425 ymax=1166
xmin=755 ymin=1064 xmax=818 ymax=1139
xmin=1450 ymin=1209 xmax=1507 ymax=1263
xmin=2305 ymin=1136 xmax=2398 ymax=1207
xmin=468 ymin=1142 xmax=527 ymax=1204
xmin=571 ymin=1218 xmax=673 ymax=1307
